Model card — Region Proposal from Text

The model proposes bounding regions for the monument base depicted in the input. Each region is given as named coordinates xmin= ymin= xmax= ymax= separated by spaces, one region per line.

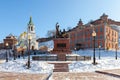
xmin=51 ymin=38 xmax=71 ymax=54
xmin=51 ymin=38 xmax=71 ymax=61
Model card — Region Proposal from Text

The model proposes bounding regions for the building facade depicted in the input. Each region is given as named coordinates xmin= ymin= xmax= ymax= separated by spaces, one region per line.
xmin=3 ymin=34 xmax=17 ymax=49
xmin=68 ymin=14 xmax=119 ymax=50
xmin=17 ymin=17 xmax=38 ymax=50
xmin=27 ymin=16 xmax=38 ymax=50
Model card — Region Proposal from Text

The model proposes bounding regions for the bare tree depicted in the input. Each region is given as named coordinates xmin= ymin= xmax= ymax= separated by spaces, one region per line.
xmin=67 ymin=27 xmax=72 ymax=31
xmin=46 ymin=29 xmax=56 ymax=38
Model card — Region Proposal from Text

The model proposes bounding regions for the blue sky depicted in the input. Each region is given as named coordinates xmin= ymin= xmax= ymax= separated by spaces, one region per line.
xmin=0 ymin=0 xmax=120 ymax=41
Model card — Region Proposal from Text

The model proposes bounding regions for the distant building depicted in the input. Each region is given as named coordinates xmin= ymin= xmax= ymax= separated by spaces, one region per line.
xmin=3 ymin=34 xmax=17 ymax=49
xmin=17 ymin=16 xmax=38 ymax=50
xmin=67 ymin=13 xmax=119 ymax=50
xmin=0 ymin=43 xmax=4 ymax=49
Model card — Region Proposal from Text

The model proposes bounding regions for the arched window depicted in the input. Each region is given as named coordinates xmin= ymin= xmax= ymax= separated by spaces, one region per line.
xmin=31 ymin=27 xmax=33 ymax=31
xmin=29 ymin=26 xmax=30 ymax=31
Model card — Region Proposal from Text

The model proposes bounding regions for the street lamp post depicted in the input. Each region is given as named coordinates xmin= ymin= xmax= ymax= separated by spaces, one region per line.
xmin=106 ymin=33 xmax=108 ymax=52
xmin=13 ymin=40 xmax=16 ymax=60
xmin=12 ymin=50 xmax=16 ymax=60
xmin=22 ymin=50 xmax=24 ymax=59
xmin=16 ymin=42 xmax=18 ymax=59
xmin=99 ymin=45 xmax=101 ymax=59
xmin=92 ymin=30 xmax=97 ymax=65
xmin=5 ymin=43 xmax=9 ymax=62
xmin=27 ymin=35 xmax=32 ymax=69
xmin=74 ymin=48 xmax=76 ymax=54
xmin=115 ymin=42 xmax=118 ymax=60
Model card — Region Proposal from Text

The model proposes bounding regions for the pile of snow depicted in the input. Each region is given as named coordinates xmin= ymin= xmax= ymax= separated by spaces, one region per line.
xmin=66 ymin=54 xmax=80 ymax=56
xmin=69 ymin=58 xmax=120 ymax=72
xmin=69 ymin=49 xmax=120 ymax=72
xmin=38 ymin=40 xmax=54 ymax=51
xmin=0 ymin=59 xmax=54 ymax=74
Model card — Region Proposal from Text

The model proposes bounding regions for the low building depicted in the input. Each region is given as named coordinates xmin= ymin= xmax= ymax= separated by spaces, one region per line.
xmin=0 ymin=43 xmax=4 ymax=49
xmin=3 ymin=34 xmax=17 ymax=49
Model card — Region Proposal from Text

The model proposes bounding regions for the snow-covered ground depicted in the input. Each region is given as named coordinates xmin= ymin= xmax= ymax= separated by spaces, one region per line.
xmin=0 ymin=40 xmax=120 ymax=74
xmin=69 ymin=49 xmax=120 ymax=72
xmin=69 ymin=58 xmax=120 ymax=72
xmin=72 ymin=49 xmax=120 ymax=58
xmin=0 ymin=59 xmax=54 ymax=74
xmin=0 ymin=49 xmax=120 ymax=73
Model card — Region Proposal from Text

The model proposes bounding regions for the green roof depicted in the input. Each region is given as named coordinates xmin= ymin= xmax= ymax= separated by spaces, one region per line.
xmin=28 ymin=16 xmax=34 ymax=25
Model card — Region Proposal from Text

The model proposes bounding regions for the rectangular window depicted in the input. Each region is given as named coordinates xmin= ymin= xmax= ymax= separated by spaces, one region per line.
xmin=86 ymin=44 xmax=88 ymax=48
xmin=112 ymin=44 xmax=114 ymax=48
xmin=57 ymin=43 xmax=66 ymax=48
xmin=100 ymin=35 xmax=103 ymax=39
xmin=85 ymin=38 xmax=87 ymax=41
xmin=106 ymin=28 xmax=108 ymax=32
xmin=109 ymin=30 xmax=110 ymax=34
xmin=81 ymin=38 xmax=83 ymax=42
xmin=90 ymin=37 xmax=92 ymax=41
xmin=95 ymin=42 xmax=98 ymax=47
xmin=107 ymin=28 xmax=109 ymax=33
xmin=100 ymin=42 xmax=103 ymax=47
xmin=70 ymin=34 xmax=72 ymax=38
xmin=90 ymin=44 xmax=92 ymax=48
xmin=100 ymin=27 xmax=103 ymax=32
xmin=81 ymin=32 xmax=83 ymax=36
xmin=95 ymin=28 xmax=98 ymax=32
xmin=112 ymin=31 xmax=114 ymax=35
xmin=78 ymin=32 xmax=80 ymax=36
xmin=95 ymin=36 xmax=98 ymax=40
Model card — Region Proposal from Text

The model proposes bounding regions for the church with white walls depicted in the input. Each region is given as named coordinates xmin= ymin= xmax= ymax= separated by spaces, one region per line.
xmin=17 ymin=17 xmax=38 ymax=50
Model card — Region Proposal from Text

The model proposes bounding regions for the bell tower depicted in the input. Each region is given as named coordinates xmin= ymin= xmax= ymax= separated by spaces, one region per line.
xmin=27 ymin=16 xmax=38 ymax=49
xmin=27 ymin=16 xmax=36 ymax=39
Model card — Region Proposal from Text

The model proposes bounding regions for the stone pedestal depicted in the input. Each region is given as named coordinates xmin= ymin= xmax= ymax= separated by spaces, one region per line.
xmin=52 ymin=38 xmax=71 ymax=54
xmin=51 ymin=38 xmax=71 ymax=61
xmin=57 ymin=54 xmax=66 ymax=61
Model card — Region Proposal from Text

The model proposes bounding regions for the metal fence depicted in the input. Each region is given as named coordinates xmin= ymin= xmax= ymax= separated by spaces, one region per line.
xmin=32 ymin=55 xmax=91 ymax=61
